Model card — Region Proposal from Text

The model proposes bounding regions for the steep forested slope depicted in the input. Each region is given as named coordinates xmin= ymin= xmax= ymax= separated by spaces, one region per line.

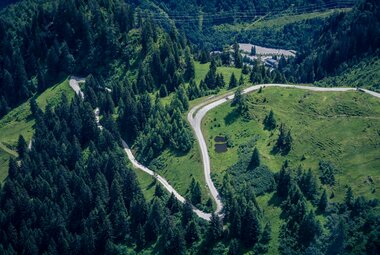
xmin=0 ymin=0 xmax=199 ymax=162
xmin=0 ymin=1 xmax=211 ymax=253
xmin=0 ymin=0 xmax=19 ymax=9
xmin=0 ymin=0 xmax=188 ymax=114
xmin=141 ymin=0 xmax=356 ymax=48
xmin=0 ymin=93 xmax=210 ymax=255
xmin=293 ymin=0 xmax=380 ymax=84
xmin=0 ymin=0 xmax=133 ymax=114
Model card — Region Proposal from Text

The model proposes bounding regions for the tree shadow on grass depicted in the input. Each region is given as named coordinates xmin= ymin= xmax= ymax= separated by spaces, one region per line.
xmin=270 ymin=146 xmax=280 ymax=156
xmin=268 ymin=192 xmax=282 ymax=207
xmin=26 ymin=114 xmax=34 ymax=122
xmin=270 ymin=145 xmax=290 ymax=156
xmin=168 ymin=147 xmax=188 ymax=158
xmin=268 ymin=192 xmax=289 ymax=220
xmin=224 ymin=110 xmax=239 ymax=126
xmin=147 ymin=178 xmax=156 ymax=190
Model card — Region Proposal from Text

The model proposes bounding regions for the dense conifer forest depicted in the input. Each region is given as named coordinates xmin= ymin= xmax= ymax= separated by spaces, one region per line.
xmin=0 ymin=0 xmax=19 ymax=9
xmin=0 ymin=0 xmax=379 ymax=254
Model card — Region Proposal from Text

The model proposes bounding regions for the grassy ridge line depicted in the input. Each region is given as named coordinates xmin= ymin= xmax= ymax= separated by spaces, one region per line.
xmin=316 ymin=56 xmax=380 ymax=91
xmin=214 ymin=8 xmax=351 ymax=31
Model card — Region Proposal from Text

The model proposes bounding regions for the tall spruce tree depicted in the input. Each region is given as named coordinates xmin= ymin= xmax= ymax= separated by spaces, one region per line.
xmin=248 ymin=147 xmax=260 ymax=170
xmin=17 ymin=135 xmax=27 ymax=159
xmin=229 ymin=73 xmax=238 ymax=89
xmin=208 ymin=213 xmax=222 ymax=243
xmin=241 ymin=205 xmax=260 ymax=247
xmin=264 ymin=110 xmax=276 ymax=130
xmin=318 ymin=189 xmax=328 ymax=213
xmin=184 ymin=47 xmax=195 ymax=81
xmin=233 ymin=42 xmax=242 ymax=68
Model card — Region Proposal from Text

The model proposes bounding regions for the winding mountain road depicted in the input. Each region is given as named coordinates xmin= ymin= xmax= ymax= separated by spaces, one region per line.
xmin=69 ymin=77 xmax=380 ymax=221
xmin=69 ymin=77 xmax=213 ymax=220
xmin=187 ymin=84 xmax=379 ymax=219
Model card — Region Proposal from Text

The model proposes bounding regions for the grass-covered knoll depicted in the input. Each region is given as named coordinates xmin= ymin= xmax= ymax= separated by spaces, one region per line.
xmin=147 ymin=146 xmax=211 ymax=208
xmin=203 ymin=87 xmax=380 ymax=201
xmin=159 ymin=61 xmax=243 ymax=107
xmin=189 ymin=62 xmax=246 ymax=109
xmin=214 ymin=9 xmax=350 ymax=32
xmin=194 ymin=61 xmax=242 ymax=85
xmin=0 ymin=79 xmax=74 ymax=181
xmin=316 ymin=56 xmax=380 ymax=92
xmin=203 ymin=87 xmax=380 ymax=253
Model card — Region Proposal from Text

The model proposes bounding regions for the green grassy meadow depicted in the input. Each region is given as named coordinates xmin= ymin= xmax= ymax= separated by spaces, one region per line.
xmin=146 ymin=146 xmax=210 ymax=206
xmin=194 ymin=61 xmax=243 ymax=85
xmin=132 ymin=166 xmax=157 ymax=201
xmin=160 ymin=61 xmax=243 ymax=107
xmin=203 ymin=87 xmax=380 ymax=201
xmin=202 ymin=87 xmax=380 ymax=252
xmin=0 ymin=79 xmax=74 ymax=147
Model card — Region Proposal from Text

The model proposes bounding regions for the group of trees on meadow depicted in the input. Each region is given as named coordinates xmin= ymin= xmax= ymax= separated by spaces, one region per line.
xmin=274 ymin=123 xmax=293 ymax=155
xmin=220 ymin=143 xmax=379 ymax=254
xmin=187 ymin=52 xmax=288 ymax=105
xmin=276 ymin=161 xmax=379 ymax=254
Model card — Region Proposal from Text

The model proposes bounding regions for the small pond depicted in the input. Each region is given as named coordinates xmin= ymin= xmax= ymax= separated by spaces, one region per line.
xmin=214 ymin=136 xmax=226 ymax=143
xmin=215 ymin=143 xmax=228 ymax=153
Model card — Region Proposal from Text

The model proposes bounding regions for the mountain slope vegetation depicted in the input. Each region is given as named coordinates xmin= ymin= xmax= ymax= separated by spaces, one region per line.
xmin=145 ymin=0 xmax=356 ymax=48
xmin=0 ymin=1 xmax=213 ymax=254
xmin=0 ymin=0 xmax=19 ymax=9
xmin=0 ymin=79 xmax=74 ymax=182
xmin=0 ymin=0 xmax=379 ymax=254
xmin=291 ymin=0 xmax=380 ymax=87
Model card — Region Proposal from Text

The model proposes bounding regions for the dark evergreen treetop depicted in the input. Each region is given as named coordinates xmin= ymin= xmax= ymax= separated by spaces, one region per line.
xmin=248 ymin=147 xmax=260 ymax=170
xmin=263 ymin=110 xmax=276 ymax=131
